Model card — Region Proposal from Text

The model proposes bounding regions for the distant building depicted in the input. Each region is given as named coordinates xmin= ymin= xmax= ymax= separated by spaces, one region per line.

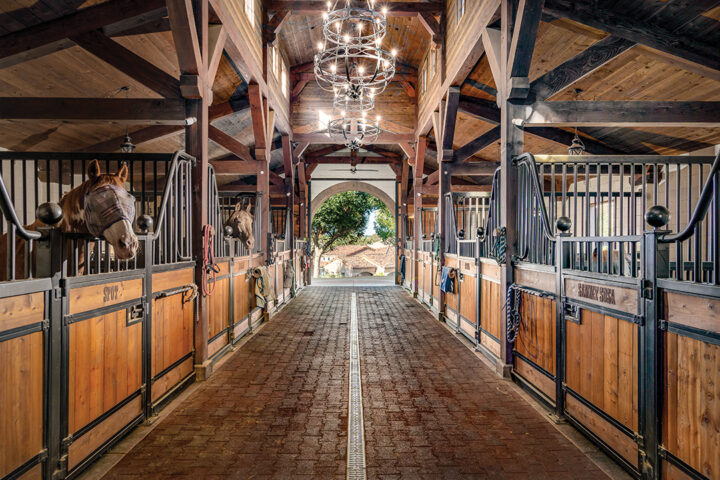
xmin=319 ymin=243 xmax=395 ymax=277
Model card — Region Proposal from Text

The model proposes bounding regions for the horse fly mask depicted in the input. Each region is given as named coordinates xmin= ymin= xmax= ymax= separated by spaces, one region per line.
xmin=83 ymin=184 xmax=136 ymax=237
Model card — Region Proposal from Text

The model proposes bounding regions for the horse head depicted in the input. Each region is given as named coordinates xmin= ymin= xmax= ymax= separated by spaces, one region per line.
xmin=225 ymin=201 xmax=255 ymax=251
xmin=58 ymin=159 xmax=138 ymax=260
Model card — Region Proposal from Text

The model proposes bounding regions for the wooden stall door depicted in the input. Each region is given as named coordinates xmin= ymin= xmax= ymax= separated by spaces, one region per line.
xmin=564 ymin=308 xmax=639 ymax=468
xmin=0 ymin=292 xmax=46 ymax=480
xmin=207 ymin=261 xmax=230 ymax=359
xmin=478 ymin=260 xmax=502 ymax=359
xmin=66 ymin=283 xmax=144 ymax=473
xmin=662 ymin=291 xmax=720 ymax=479
xmin=513 ymin=292 xmax=557 ymax=403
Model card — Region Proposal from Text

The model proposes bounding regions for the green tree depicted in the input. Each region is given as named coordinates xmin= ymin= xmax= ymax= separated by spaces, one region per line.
xmin=373 ymin=205 xmax=395 ymax=243
xmin=311 ymin=191 xmax=378 ymax=277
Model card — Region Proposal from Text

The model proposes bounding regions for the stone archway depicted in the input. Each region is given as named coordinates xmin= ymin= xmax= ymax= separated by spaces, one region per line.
xmin=310 ymin=181 xmax=395 ymax=222
xmin=310 ymin=181 xmax=397 ymax=279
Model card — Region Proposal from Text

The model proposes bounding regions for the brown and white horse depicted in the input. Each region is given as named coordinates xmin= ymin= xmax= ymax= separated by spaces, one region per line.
xmin=0 ymin=159 xmax=138 ymax=280
xmin=224 ymin=201 xmax=255 ymax=251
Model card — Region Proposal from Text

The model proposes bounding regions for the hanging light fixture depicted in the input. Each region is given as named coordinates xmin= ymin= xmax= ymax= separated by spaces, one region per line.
xmin=314 ymin=0 xmax=398 ymax=100
xmin=118 ymin=86 xmax=136 ymax=153
xmin=568 ymin=127 xmax=585 ymax=156
xmin=568 ymin=88 xmax=584 ymax=156
xmin=327 ymin=111 xmax=381 ymax=150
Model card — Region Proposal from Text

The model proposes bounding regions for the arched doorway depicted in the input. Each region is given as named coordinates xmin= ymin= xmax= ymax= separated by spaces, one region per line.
xmin=310 ymin=182 xmax=397 ymax=280
xmin=311 ymin=181 xmax=395 ymax=222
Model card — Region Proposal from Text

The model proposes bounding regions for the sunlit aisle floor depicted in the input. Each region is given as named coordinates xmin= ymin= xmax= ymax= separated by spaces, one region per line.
xmin=84 ymin=286 xmax=624 ymax=479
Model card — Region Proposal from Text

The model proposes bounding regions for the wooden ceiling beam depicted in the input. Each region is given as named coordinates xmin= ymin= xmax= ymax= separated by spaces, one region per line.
xmin=441 ymin=87 xmax=461 ymax=153
xmin=458 ymin=95 xmax=500 ymax=124
xmin=543 ymin=0 xmax=720 ymax=75
xmin=249 ymin=83 xmax=267 ymax=149
xmin=425 ymin=170 xmax=439 ymax=185
xmin=518 ymin=101 xmax=720 ymax=127
xmin=82 ymin=99 xmax=247 ymax=152
xmin=211 ymin=160 xmax=261 ymax=174
xmin=293 ymin=132 xmax=415 ymax=144
xmin=294 ymin=141 xmax=310 ymax=158
xmin=207 ymin=25 xmax=227 ymax=87
xmin=166 ymin=0 xmax=203 ymax=75
xmin=306 ymin=157 xmax=400 ymax=164
xmin=208 ymin=125 xmax=255 ymax=161
xmin=71 ymin=29 xmax=181 ymax=98
xmin=0 ymin=97 xmax=186 ymax=123
xmin=263 ymin=10 xmax=290 ymax=44
xmin=507 ymin=0 xmax=545 ymax=98
xmin=454 ymin=126 xmax=501 ymax=162
xmin=0 ymin=0 xmax=165 ymax=65
xmin=417 ymin=13 xmax=442 ymax=46
xmin=530 ymin=36 xmax=636 ymax=101
xmin=266 ymin=1 xmax=443 ymax=16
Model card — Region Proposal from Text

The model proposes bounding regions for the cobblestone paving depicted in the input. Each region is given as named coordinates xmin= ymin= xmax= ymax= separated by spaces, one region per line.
xmin=102 ymin=286 xmax=609 ymax=479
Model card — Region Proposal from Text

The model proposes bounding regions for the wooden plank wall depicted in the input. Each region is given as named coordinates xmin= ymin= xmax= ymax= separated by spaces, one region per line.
xmin=513 ymin=292 xmax=556 ymax=401
xmin=207 ymin=261 xmax=231 ymax=359
xmin=67 ymin=307 xmax=143 ymax=470
xmin=151 ymin=268 xmax=195 ymax=403
xmin=0 ymin=293 xmax=45 ymax=479
xmin=458 ymin=257 xmax=476 ymax=339
xmin=565 ymin=309 xmax=639 ymax=467
xmin=662 ymin=291 xmax=720 ymax=479
xmin=478 ymin=260 xmax=501 ymax=358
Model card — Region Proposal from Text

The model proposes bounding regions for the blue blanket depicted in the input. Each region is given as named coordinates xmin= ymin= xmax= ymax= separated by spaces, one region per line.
xmin=440 ymin=266 xmax=455 ymax=293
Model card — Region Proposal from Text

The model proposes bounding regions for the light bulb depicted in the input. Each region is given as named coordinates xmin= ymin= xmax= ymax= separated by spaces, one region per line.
xmin=326 ymin=1 xmax=331 ymax=8
xmin=343 ymin=34 xmax=350 ymax=42
xmin=391 ymin=49 xmax=397 ymax=57
xmin=382 ymin=7 xmax=387 ymax=14
xmin=322 ymin=12 xmax=328 ymax=19
xmin=330 ymin=64 xmax=337 ymax=72
xmin=358 ymin=65 xmax=365 ymax=74
xmin=318 ymin=42 xmax=323 ymax=50
xmin=341 ymin=110 xmax=346 ymax=116
xmin=376 ymin=115 xmax=381 ymax=122
xmin=376 ymin=38 xmax=381 ymax=46
xmin=335 ymin=22 xmax=340 ymax=31
xmin=383 ymin=60 xmax=390 ymax=69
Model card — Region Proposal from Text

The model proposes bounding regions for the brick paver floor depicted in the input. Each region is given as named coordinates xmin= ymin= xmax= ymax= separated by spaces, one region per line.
xmin=101 ymin=286 xmax=610 ymax=479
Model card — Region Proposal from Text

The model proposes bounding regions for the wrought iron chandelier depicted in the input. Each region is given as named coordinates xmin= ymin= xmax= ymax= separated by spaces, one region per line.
xmin=327 ymin=111 xmax=381 ymax=150
xmin=314 ymin=0 xmax=398 ymax=99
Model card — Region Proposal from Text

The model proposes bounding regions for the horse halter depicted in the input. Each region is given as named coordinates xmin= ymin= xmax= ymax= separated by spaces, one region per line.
xmin=83 ymin=184 xmax=136 ymax=237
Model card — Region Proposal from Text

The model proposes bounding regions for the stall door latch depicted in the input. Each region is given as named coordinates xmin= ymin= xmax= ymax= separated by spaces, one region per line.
xmin=127 ymin=303 xmax=145 ymax=325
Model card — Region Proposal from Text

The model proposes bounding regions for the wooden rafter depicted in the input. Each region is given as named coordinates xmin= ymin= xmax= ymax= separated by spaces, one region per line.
xmin=266 ymin=1 xmax=443 ymax=16
xmin=529 ymin=36 xmax=635 ymax=101
xmin=441 ymin=87 xmax=460 ymax=153
xmin=507 ymin=0 xmax=545 ymax=95
xmin=211 ymin=160 xmax=260 ymax=174
xmin=0 ymin=0 xmax=165 ymax=65
xmin=417 ymin=13 xmax=442 ymax=46
xmin=207 ymin=25 xmax=227 ymax=86
xmin=208 ymin=125 xmax=254 ymax=162
xmin=544 ymin=0 xmax=720 ymax=75
xmin=518 ymin=101 xmax=720 ymax=127
xmin=71 ymin=29 xmax=180 ymax=98
xmin=0 ymin=97 xmax=185 ymax=123
xmin=263 ymin=10 xmax=290 ymax=44
xmin=166 ymin=0 xmax=203 ymax=75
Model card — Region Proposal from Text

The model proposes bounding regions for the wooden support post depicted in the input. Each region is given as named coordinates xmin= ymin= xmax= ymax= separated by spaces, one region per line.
xmin=498 ymin=0 xmax=522 ymax=376
xmin=178 ymin=0 xmax=211 ymax=379
xmin=282 ymin=135 xmax=295 ymax=291
xmin=413 ymin=137 xmax=427 ymax=296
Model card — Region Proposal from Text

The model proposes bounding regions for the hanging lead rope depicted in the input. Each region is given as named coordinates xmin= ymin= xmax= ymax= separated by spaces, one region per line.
xmin=491 ymin=226 xmax=507 ymax=265
xmin=202 ymin=224 xmax=220 ymax=296
xmin=505 ymin=283 xmax=522 ymax=344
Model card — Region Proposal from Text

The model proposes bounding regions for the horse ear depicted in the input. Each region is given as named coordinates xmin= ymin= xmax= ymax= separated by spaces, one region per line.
xmin=234 ymin=202 xmax=244 ymax=212
xmin=117 ymin=164 xmax=129 ymax=183
xmin=88 ymin=159 xmax=101 ymax=180
xmin=245 ymin=202 xmax=252 ymax=213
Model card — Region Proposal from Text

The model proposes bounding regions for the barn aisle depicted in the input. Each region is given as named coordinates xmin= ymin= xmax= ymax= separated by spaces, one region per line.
xmin=90 ymin=287 xmax=617 ymax=479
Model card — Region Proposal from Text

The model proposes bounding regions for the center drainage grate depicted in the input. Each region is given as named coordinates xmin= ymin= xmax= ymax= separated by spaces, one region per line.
xmin=346 ymin=292 xmax=366 ymax=480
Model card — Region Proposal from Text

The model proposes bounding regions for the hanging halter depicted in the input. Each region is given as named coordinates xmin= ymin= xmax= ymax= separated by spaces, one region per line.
xmin=202 ymin=225 xmax=220 ymax=296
